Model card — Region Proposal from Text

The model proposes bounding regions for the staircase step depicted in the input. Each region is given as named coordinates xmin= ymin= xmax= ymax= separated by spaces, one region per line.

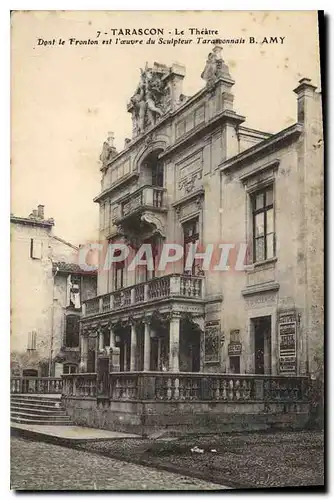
xmin=11 ymin=394 xmax=73 ymax=427
xmin=11 ymin=411 xmax=70 ymax=421
xmin=11 ymin=394 xmax=61 ymax=401
xmin=11 ymin=403 xmax=63 ymax=410
xmin=11 ymin=416 xmax=71 ymax=426
xmin=10 ymin=405 xmax=66 ymax=416
xmin=11 ymin=397 xmax=62 ymax=407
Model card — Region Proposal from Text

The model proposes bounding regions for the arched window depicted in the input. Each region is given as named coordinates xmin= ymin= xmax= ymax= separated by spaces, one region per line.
xmin=65 ymin=315 xmax=80 ymax=347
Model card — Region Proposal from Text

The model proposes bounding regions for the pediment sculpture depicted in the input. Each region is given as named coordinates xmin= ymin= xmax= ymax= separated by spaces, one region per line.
xmin=128 ymin=62 xmax=170 ymax=136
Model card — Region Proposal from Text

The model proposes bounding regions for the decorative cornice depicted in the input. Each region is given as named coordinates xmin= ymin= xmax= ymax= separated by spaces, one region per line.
xmin=160 ymin=110 xmax=245 ymax=161
xmin=239 ymin=159 xmax=280 ymax=184
xmin=172 ymin=188 xmax=204 ymax=209
xmin=220 ymin=123 xmax=303 ymax=174
xmin=241 ymin=281 xmax=280 ymax=297
xmin=94 ymin=172 xmax=139 ymax=203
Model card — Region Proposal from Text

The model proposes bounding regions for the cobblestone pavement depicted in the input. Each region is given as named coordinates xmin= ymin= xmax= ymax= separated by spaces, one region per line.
xmin=10 ymin=437 xmax=226 ymax=491
xmin=74 ymin=430 xmax=324 ymax=489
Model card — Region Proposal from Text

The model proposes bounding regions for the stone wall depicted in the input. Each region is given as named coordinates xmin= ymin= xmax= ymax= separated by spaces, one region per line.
xmin=63 ymin=397 xmax=310 ymax=437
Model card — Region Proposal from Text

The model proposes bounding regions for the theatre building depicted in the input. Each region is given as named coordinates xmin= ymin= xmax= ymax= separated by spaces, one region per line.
xmin=62 ymin=48 xmax=323 ymax=435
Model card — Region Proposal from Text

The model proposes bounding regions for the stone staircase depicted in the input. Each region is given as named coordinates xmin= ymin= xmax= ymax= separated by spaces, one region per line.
xmin=11 ymin=394 xmax=72 ymax=426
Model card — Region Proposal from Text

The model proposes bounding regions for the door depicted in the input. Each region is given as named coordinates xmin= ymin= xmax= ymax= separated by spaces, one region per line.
xmin=254 ymin=316 xmax=272 ymax=374
xmin=97 ymin=357 xmax=109 ymax=398
xmin=254 ymin=327 xmax=265 ymax=374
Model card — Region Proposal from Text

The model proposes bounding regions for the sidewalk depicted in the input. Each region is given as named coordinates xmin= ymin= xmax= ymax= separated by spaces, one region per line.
xmin=11 ymin=422 xmax=141 ymax=445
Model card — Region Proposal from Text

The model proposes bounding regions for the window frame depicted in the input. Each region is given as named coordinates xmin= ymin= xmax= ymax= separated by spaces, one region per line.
xmin=114 ymin=251 xmax=125 ymax=290
xmin=64 ymin=314 xmax=80 ymax=348
xmin=251 ymin=186 xmax=275 ymax=263
xmin=183 ymin=217 xmax=200 ymax=275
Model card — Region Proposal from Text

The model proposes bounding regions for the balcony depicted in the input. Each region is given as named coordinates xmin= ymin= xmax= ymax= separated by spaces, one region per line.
xmin=112 ymin=185 xmax=167 ymax=225
xmin=83 ymin=274 xmax=204 ymax=318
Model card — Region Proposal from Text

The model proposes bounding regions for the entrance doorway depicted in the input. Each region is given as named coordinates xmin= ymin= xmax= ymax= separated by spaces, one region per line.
xmin=97 ymin=357 xmax=109 ymax=398
xmin=252 ymin=316 xmax=272 ymax=374
xmin=180 ymin=320 xmax=201 ymax=372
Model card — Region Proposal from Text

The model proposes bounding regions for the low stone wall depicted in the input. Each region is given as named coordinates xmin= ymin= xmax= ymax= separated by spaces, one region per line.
xmin=63 ymin=397 xmax=310 ymax=437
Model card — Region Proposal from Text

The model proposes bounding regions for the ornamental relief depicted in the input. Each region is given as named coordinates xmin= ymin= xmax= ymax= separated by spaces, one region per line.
xmin=177 ymin=152 xmax=203 ymax=198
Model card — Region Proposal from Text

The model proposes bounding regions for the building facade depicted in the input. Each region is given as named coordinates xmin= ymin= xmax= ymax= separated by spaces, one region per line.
xmin=79 ymin=48 xmax=323 ymax=385
xmin=11 ymin=205 xmax=97 ymax=377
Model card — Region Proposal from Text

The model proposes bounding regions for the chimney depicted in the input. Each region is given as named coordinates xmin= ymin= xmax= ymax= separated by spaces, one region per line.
xmin=293 ymin=78 xmax=317 ymax=123
xmin=32 ymin=209 xmax=38 ymax=218
xmin=37 ymin=204 xmax=45 ymax=219
xmin=164 ymin=63 xmax=186 ymax=110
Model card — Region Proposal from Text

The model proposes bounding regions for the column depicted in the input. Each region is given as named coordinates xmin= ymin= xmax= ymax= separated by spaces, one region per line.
xmin=80 ymin=334 xmax=89 ymax=372
xmin=169 ymin=313 xmax=180 ymax=372
xmin=130 ymin=322 xmax=137 ymax=371
xmin=123 ymin=342 xmax=128 ymax=371
xmin=109 ymin=325 xmax=120 ymax=372
xmin=143 ymin=319 xmax=151 ymax=371
xmin=98 ymin=328 xmax=104 ymax=352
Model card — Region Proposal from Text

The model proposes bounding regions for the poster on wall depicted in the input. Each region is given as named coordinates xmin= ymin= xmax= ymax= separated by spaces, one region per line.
xmin=278 ymin=311 xmax=297 ymax=374
xmin=204 ymin=320 xmax=220 ymax=363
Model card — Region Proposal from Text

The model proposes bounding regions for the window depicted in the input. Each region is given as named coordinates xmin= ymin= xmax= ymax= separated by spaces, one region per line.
xmin=63 ymin=364 xmax=77 ymax=374
xmin=229 ymin=356 xmax=240 ymax=374
xmin=27 ymin=331 xmax=37 ymax=350
xmin=152 ymin=162 xmax=164 ymax=187
xmin=230 ymin=329 xmax=240 ymax=343
xmin=67 ymin=275 xmax=81 ymax=309
xmin=30 ymin=239 xmax=42 ymax=259
xmin=65 ymin=315 xmax=80 ymax=347
xmin=114 ymin=249 xmax=125 ymax=290
xmin=252 ymin=186 xmax=275 ymax=262
xmin=183 ymin=217 xmax=199 ymax=275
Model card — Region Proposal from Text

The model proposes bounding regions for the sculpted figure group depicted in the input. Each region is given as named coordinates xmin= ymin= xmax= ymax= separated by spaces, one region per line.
xmin=131 ymin=63 xmax=165 ymax=134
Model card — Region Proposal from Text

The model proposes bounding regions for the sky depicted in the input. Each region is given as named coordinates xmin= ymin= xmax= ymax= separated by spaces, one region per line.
xmin=11 ymin=10 xmax=321 ymax=246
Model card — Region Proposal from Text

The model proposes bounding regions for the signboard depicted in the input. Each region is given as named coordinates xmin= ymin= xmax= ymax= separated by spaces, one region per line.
xmin=278 ymin=311 xmax=297 ymax=374
xmin=204 ymin=320 xmax=220 ymax=363
xmin=228 ymin=342 xmax=242 ymax=356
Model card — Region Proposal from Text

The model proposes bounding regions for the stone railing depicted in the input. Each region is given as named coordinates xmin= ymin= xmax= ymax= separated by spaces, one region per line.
xmin=83 ymin=274 xmax=204 ymax=317
xmin=62 ymin=373 xmax=97 ymax=398
xmin=10 ymin=377 xmax=63 ymax=394
xmin=109 ymin=372 xmax=310 ymax=403
xmin=112 ymin=185 xmax=166 ymax=222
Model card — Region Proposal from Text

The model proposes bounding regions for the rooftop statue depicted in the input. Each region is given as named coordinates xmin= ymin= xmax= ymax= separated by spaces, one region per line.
xmin=129 ymin=63 xmax=169 ymax=135
xmin=201 ymin=46 xmax=231 ymax=90
xmin=100 ymin=131 xmax=117 ymax=166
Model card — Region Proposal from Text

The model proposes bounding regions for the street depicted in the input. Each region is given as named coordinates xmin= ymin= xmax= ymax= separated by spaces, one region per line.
xmin=10 ymin=437 xmax=225 ymax=491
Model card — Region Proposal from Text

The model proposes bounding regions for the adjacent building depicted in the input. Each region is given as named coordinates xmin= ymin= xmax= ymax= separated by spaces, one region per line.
xmin=11 ymin=205 xmax=97 ymax=377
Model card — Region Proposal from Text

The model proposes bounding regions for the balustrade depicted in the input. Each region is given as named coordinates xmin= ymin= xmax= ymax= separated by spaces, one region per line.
xmin=107 ymin=372 xmax=309 ymax=403
xmin=62 ymin=373 xmax=97 ymax=398
xmin=10 ymin=377 xmax=63 ymax=394
xmin=83 ymin=274 xmax=204 ymax=316
xmin=148 ymin=276 xmax=170 ymax=300
xmin=111 ymin=186 xmax=166 ymax=223
xmin=110 ymin=374 xmax=139 ymax=400
xmin=85 ymin=297 xmax=100 ymax=315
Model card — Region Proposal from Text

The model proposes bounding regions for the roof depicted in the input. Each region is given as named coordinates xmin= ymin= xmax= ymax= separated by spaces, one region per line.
xmin=51 ymin=235 xmax=79 ymax=250
xmin=52 ymin=261 xmax=97 ymax=276
xmin=10 ymin=215 xmax=54 ymax=228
